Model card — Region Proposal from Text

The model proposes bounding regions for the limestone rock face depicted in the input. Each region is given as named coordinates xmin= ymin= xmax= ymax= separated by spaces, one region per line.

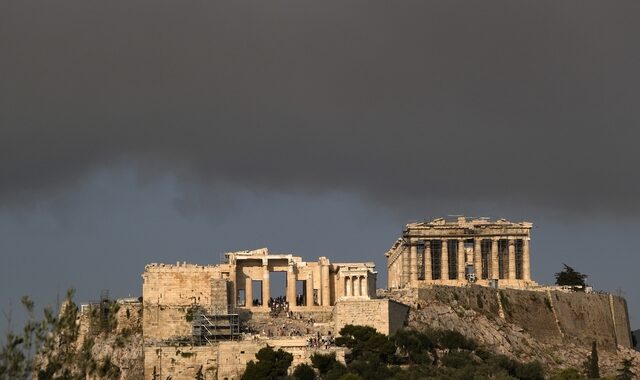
xmin=382 ymin=286 xmax=640 ymax=377
xmin=35 ymin=301 xmax=144 ymax=380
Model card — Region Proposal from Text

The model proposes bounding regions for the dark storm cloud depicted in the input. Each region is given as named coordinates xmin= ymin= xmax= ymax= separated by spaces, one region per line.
xmin=1 ymin=1 xmax=639 ymax=213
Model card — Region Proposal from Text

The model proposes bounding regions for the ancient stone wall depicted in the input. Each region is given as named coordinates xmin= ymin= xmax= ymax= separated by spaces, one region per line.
xmin=611 ymin=296 xmax=633 ymax=347
xmin=142 ymin=263 xmax=224 ymax=306
xmin=143 ymin=264 xmax=230 ymax=341
xmin=143 ymin=306 xmax=193 ymax=341
xmin=143 ymin=346 xmax=218 ymax=380
xmin=334 ymin=299 xmax=409 ymax=336
xmin=217 ymin=339 xmax=346 ymax=380
xmin=143 ymin=339 xmax=347 ymax=380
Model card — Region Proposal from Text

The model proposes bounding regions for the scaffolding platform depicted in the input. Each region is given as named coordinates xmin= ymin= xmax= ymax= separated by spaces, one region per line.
xmin=192 ymin=312 xmax=240 ymax=345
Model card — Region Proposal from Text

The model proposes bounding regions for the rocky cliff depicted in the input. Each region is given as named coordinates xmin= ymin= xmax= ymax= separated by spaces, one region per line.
xmin=34 ymin=300 xmax=144 ymax=380
xmin=36 ymin=287 xmax=639 ymax=379
xmin=382 ymin=285 xmax=639 ymax=377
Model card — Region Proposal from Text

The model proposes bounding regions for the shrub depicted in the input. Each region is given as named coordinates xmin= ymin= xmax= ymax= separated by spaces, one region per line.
xmin=292 ymin=363 xmax=315 ymax=380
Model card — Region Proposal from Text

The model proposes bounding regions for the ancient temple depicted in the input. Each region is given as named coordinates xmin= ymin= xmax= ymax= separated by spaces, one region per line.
xmin=223 ymin=248 xmax=377 ymax=309
xmin=385 ymin=217 xmax=535 ymax=289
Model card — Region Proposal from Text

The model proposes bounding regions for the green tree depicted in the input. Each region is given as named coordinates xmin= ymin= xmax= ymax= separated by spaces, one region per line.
xmin=292 ymin=363 xmax=315 ymax=380
xmin=392 ymin=329 xmax=436 ymax=364
xmin=2 ymin=291 xmax=84 ymax=380
xmin=311 ymin=352 xmax=347 ymax=380
xmin=335 ymin=325 xmax=394 ymax=363
xmin=310 ymin=352 xmax=338 ymax=376
xmin=584 ymin=341 xmax=599 ymax=379
xmin=241 ymin=346 xmax=293 ymax=380
xmin=1 ymin=289 xmax=115 ymax=380
xmin=334 ymin=325 xmax=397 ymax=380
xmin=555 ymin=264 xmax=588 ymax=287
xmin=616 ymin=358 xmax=634 ymax=380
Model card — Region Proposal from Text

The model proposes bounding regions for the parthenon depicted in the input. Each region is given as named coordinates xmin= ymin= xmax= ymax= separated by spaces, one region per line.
xmin=386 ymin=216 xmax=536 ymax=289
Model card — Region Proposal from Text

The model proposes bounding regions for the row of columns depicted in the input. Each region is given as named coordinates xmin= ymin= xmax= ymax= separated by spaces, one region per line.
xmin=238 ymin=260 xmax=333 ymax=309
xmin=344 ymin=275 xmax=368 ymax=297
xmin=408 ymin=237 xmax=530 ymax=285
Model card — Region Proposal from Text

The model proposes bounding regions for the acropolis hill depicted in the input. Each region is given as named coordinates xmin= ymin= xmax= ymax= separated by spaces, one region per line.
xmin=59 ymin=217 xmax=636 ymax=379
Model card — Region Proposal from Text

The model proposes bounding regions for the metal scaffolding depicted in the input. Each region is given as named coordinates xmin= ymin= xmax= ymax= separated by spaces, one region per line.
xmin=191 ymin=311 xmax=240 ymax=345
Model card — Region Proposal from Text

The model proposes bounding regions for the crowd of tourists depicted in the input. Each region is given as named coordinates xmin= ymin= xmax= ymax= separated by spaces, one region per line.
xmin=307 ymin=332 xmax=334 ymax=349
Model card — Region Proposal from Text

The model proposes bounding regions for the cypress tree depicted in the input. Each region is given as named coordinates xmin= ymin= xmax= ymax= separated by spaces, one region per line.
xmin=588 ymin=341 xmax=599 ymax=379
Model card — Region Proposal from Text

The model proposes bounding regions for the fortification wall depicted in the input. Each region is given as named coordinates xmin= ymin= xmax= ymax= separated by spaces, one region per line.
xmin=217 ymin=339 xmax=346 ymax=380
xmin=611 ymin=296 xmax=633 ymax=347
xmin=415 ymin=286 xmax=632 ymax=351
xmin=334 ymin=299 xmax=409 ymax=336
xmin=143 ymin=346 xmax=218 ymax=380
xmin=142 ymin=264 xmax=224 ymax=306
xmin=143 ymin=264 xmax=230 ymax=342
xmin=144 ymin=339 xmax=347 ymax=380
xmin=143 ymin=306 xmax=194 ymax=341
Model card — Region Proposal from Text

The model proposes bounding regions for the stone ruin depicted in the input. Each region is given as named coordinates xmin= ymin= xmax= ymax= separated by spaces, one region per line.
xmin=386 ymin=216 xmax=537 ymax=289
xmin=142 ymin=247 xmax=408 ymax=379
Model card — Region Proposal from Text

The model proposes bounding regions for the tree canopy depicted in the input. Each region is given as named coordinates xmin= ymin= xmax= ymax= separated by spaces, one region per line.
xmin=241 ymin=346 xmax=293 ymax=380
xmin=555 ymin=264 xmax=588 ymax=287
xmin=307 ymin=325 xmax=545 ymax=380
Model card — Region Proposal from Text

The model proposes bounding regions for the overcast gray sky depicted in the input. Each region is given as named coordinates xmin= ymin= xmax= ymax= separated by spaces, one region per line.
xmin=1 ymin=0 xmax=640 ymax=330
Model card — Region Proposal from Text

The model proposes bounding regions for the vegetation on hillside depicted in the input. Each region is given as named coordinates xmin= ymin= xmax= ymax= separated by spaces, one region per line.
xmin=245 ymin=325 xmax=546 ymax=380
xmin=0 ymin=290 xmax=131 ymax=380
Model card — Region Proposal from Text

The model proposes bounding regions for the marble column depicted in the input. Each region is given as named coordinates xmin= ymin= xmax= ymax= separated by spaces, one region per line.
xmin=491 ymin=238 xmax=499 ymax=280
xmin=402 ymin=244 xmax=410 ymax=287
xmin=424 ymin=241 xmax=432 ymax=281
xmin=410 ymin=241 xmax=418 ymax=286
xmin=229 ymin=265 xmax=237 ymax=308
xmin=287 ymin=264 xmax=297 ymax=306
xmin=363 ymin=275 xmax=368 ymax=297
xmin=306 ymin=273 xmax=314 ymax=306
xmin=321 ymin=264 xmax=331 ymax=306
xmin=474 ymin=239 xmax=482 ymax=280
xmin=508 ymin=238 xmax=516 ymax=280
xmin=441 ymin=240 xmax=449 ymax=281
xmin=262 ymin=261 xmax=270 ymax=309
xmin=245 ymin=276 xmax=253 ymax=307
xmin=345 ymin=277 xmax=351 ymax=297
xmin=457 ymin=239 xmax=466 ymax=280
xmin=523 ymin=238 xmax=531 ymax=281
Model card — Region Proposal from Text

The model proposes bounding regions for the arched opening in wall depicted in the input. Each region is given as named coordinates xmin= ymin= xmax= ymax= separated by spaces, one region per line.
xmin=252 ymin=280 xmax=263 ymax=306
